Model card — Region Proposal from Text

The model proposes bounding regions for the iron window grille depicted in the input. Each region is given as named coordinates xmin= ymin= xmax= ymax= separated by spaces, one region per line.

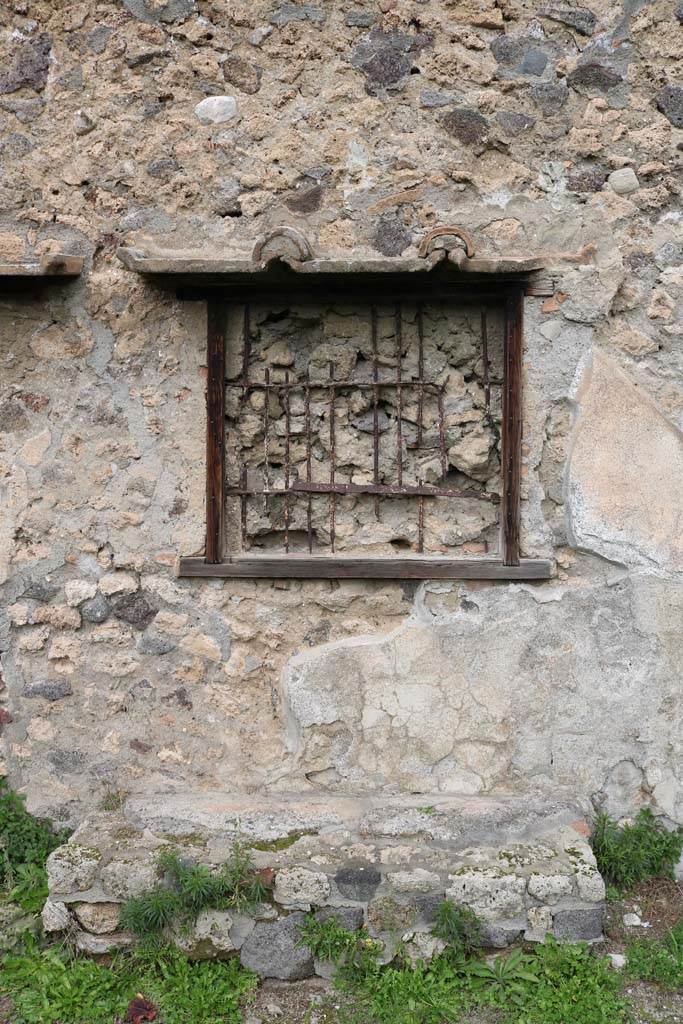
xmin=118 ymin=226 xmax=552 ymax=580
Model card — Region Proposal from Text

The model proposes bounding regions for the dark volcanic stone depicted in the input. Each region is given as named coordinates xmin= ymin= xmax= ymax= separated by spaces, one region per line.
xmin=373 ymin=215 xmax=411 ymax=257
xmin=123 ymin=0 xmax=195 ymax=24
xmin=241 ymin=913 xmax=315 ymax=980
xmin=81 ymin=593 xmax=110 ymax=624
xmin=520 ymin=49 xmax=548 ymax=76
xmin=491 ymin=34 xmax=549 ymax=77
xmin=335 ymin=864 xmax=382 ymax=901
xmin=352 ymin=27 xmax=430 ymax=94
xmin=285 ymin=183 xmax=324 ymax=213
xmin=315 ymin=906 xmax=364 ymax=930
xmin=346 ymin=11 xmax=375 ymax=27
xmin=567 ymin=167 xmax=606 ymax=192
xmin=22 ymin=580 xmax=59 ymax=602
xmin=553 ymin=905 xmax=604 ymax=941
xmin=0 ymin=132 xmax=33 ymax=158
xmin=23 ymin=679 xmax=73 ymax=701
xmin=362 ymin=46 xmax=412 ymax=88
xmin=440 ymin=107 xmax=489 ymax=145
xmin=531 ymin=80 xmax=569 ymax=114
xmin=496 ymin=110 xmax=536 ymax=135
xmin=567 ymin=62 xmax=622 ymax=91
xmin=539 ymin=6 xmax=597 ymax=36
xmin=137 ymin=630 xmax=175 ymax=655
xmin=147 ymin=156 xmax=179 ymax=178
xmin=0 ymin=32 xmax=52 ymax=95
xmin=49 ymin=749 xmax=87 ymax=774
xmin=657 ymin=84 xmax=683 ymax=128
xmin=0 ymin=398 xmax=30 ymax=432
xmin=89 ymin=26 xmax=113 ymax=54
xmin=223 ymin=54 xmax=262 ymax=95
xmin=162 ymin=687 xmax=193 ymax=710
xmin=111 ymin=592 xmax=157 ymax=629
xmin=270 ymin=3 xmax=325 ymax=25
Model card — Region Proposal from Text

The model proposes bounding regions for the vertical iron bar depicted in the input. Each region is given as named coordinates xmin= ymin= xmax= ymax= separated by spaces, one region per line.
xmin=206 ymin=302 xmax=226 ymax=563
xmin=437 ymin=389 xmax=448 ymax=479
xmin=418 ymin=478 xmax=425 ymax=553
xmin=371 ymin=306 xmax=380 ymax=520
xmin=395 ymin=304 xmax=403 ymax=487
xmin=501 ymin=288 xmax=523 ymax=566
xmin=417 ymin=303 xmax=424 ymax=450
xmin=263 ymin=367 xmax=271 ymax=512
xmin=481 ymin=308 xmax=491 ymax=424
xmin=240 ymin=464 xmax=247 ymax=549
xmin=283 ymin=369 xmax=291 ymax=553
xmin=329 ymin=360 xmax=336 ymax=552
xmin=241 ymin=303 xmax=251 ymax=384
xmin=240 ymin=303 xmax=251 ymax=547
xmin=305 ymin=370 xmax=313 ymax=553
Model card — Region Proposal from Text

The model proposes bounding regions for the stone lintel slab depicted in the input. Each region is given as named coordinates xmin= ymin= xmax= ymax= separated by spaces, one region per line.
xmin=122 ymin=791 xmax=589 ymax=845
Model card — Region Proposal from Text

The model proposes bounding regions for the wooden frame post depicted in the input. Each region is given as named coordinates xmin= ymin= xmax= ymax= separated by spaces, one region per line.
xmin=205 ymin=301 xmax=227 ymax=563
xmin=501 ymin=286 xmax=524 ymax=566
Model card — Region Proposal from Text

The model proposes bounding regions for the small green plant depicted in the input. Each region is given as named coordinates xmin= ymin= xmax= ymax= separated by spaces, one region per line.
xmin=625 ymin=921 xmax=683 ymax=990
xmin=432 ymin=899 xmax=482 ymax=959
xmin=0 ymin=780 xmax=69 ymax=892
xmin=131 ymin=944 xmax=257 ymax=1024
xmin=120 ymin=842 xmax=269 ymax=936
xmin=590 ymin=808 xmax=683 ymax=890
xmin=0 ymin=936 xmax=257 ymax=1024
xmin=462 ymin=947 xmax=539 ymax=1004
xmin=7 ymin=862 xmax=49 ymax=913
xmin=298 ymin=914 xmax=383 ymax=982
xmin=100 ymin=788 xmax=127 ymax=812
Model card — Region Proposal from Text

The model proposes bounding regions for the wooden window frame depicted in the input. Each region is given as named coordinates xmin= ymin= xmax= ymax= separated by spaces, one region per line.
xmin=177 ymin=272 xmax=550 ymax=581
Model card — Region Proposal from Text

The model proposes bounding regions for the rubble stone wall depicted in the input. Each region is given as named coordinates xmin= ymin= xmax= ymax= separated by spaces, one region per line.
xmin=0 ymin=0 xmax=681 ymax=831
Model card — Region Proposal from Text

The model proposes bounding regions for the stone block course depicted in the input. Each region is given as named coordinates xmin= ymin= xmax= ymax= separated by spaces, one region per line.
xmin=43 ymin=795 xmax=606 ymax=974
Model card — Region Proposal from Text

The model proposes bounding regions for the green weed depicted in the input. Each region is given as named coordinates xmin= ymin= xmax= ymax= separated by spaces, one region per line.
xmin=432 ymin=899 xmax=483 ymax=959
xmin=590 ymin=809 xmax=683 ymax=890
xmin=120 ymin=842 xmax=269 ymax=936
xmin=0 ymin=937 xmax=257 ymax=1024
xmin=299 ymin=915 xmax=629 ymax=1024
xmin=0 ymin=780 xmax=68 ymax=892
xmin=625 ymin=921 xmax=683 ymax=989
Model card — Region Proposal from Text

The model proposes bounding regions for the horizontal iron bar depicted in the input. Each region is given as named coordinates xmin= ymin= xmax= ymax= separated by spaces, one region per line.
xmin=225 ymin=481 xmax=498 ymax=501
xmin=289 ymin=480 xmax=499 ymax=501
xmin=226 ymin=379 xmax=443 ymax=391
xmin=178 ymin=556 xmax=553 ymax=580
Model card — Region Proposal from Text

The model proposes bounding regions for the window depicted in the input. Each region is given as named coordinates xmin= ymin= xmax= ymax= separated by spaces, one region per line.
xmin=119 ymin=226 xmax=551 ymax=580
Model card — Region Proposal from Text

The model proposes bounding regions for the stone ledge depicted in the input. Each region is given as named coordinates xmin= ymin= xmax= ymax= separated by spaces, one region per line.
xmin=44 ymin=791 xmax=605 ymax=978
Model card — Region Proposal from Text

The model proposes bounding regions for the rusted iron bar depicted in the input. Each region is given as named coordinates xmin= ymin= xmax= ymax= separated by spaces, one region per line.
xmin=395 ymin=304 xmax=403 ymax=486
xmin=233 ymin=379 xmax=439 ymax=391
xmin=417 ymin=303 xmax=424 ymax=450
xmin=437 ymin=389 xmax=448 ymax=479
xmin=305 ymin=369 xmax=313 ymax=553
xmin=418 ymin=478 xmax=425 ymax=553
xmin=501 ymin=288 xmax=523 ymax=566
xmin=205 ymin=302 xmax=227 ymax=563
xmin=283 ymin=369 xmax=291 ymax=553
xmin=371 ymin=305 xmax=380 ymax=519
xmin=287 ymin=481 xmax=499 ymax=501
xmin=240 ymin=303 xmax=251 ymax=549
xmin=481 ymin=308 xmax=491 ymax=423
xmin=225 ymin=482 xmax=497 ymax=501
xmin=329 ymin=360 xmax=336 ymax=552
xmin=263 ymin=367 xmax=271 ymax=511
xmin=240 ymin=464 xmax=248 ymax=549
xmin=241 ymin=303 xmax=251 ymax=382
